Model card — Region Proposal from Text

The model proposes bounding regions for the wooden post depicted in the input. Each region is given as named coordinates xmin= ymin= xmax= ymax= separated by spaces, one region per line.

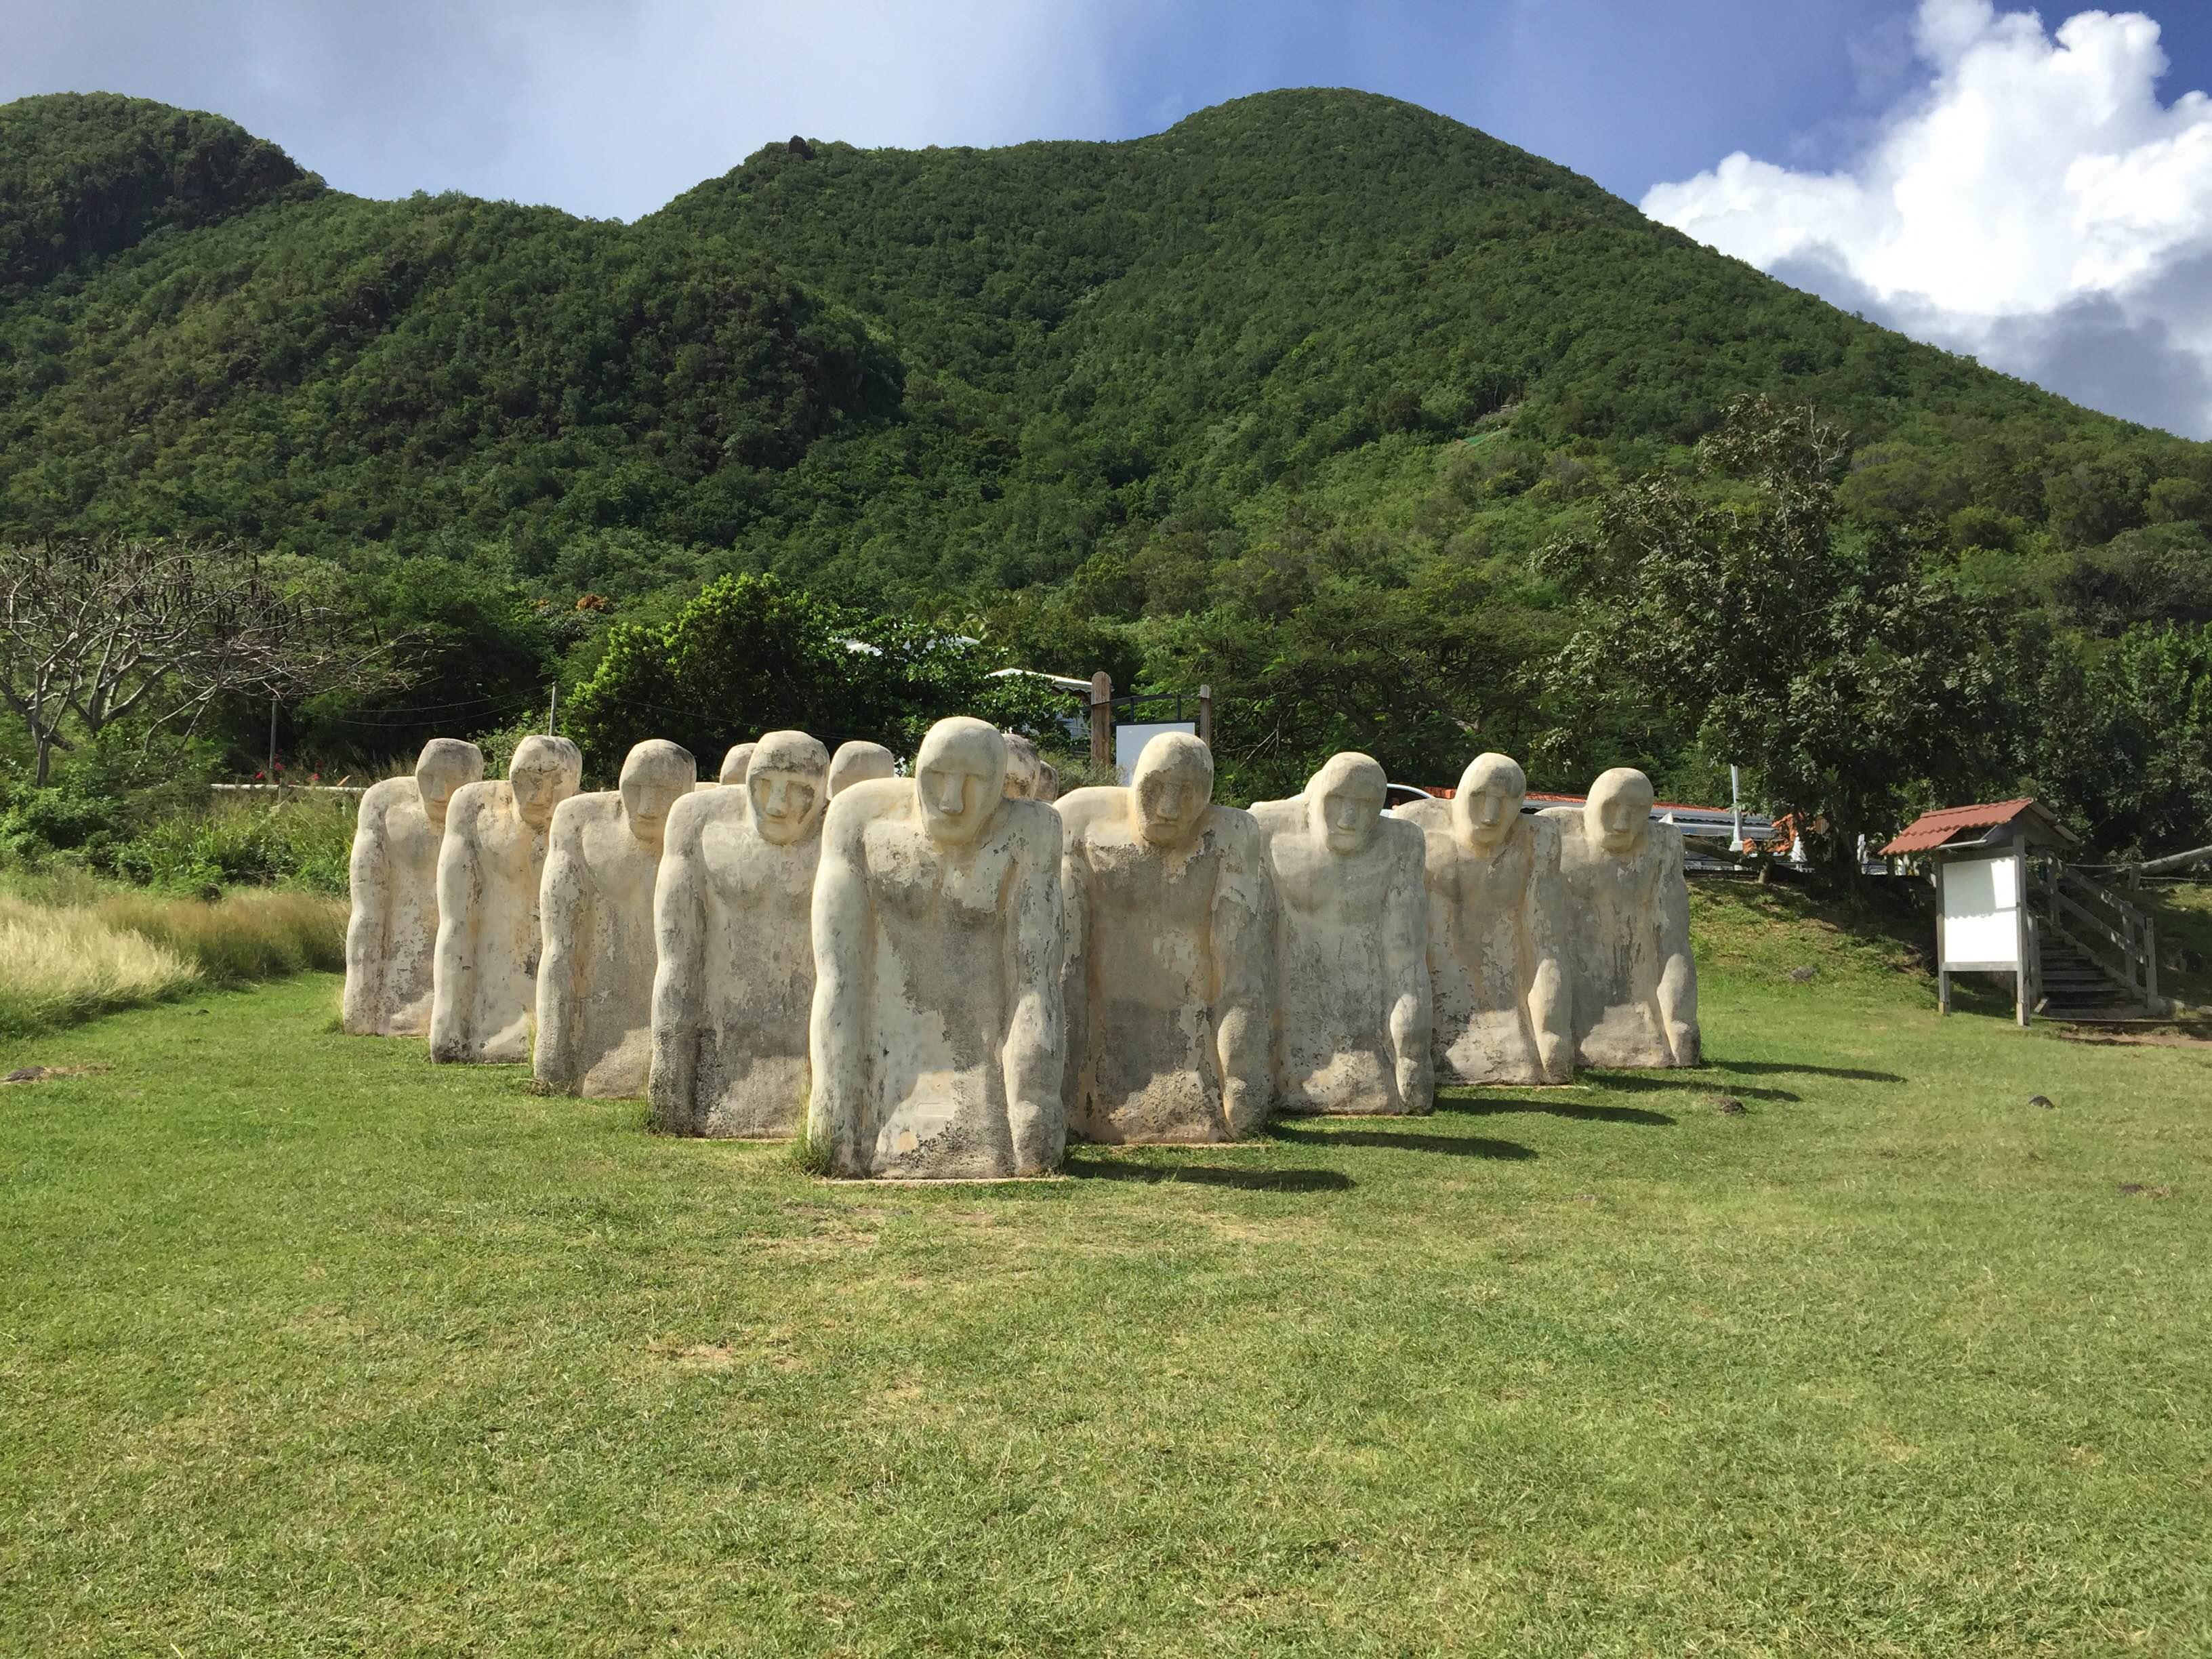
xmin=1935 ymin=863 xmax=1950 ymax=1016
xmin=1197 ymin=684 xmax=1213 ymax=750
xmin=548 ymin=682 xmax=558 ymax=736
xmin=267 ymin=694 xmax=279 ymax=793
xmin=1089 ymin=671 xmax=1113 ymax=774
xmin=2011 ymin=847 xmax=2031 ymax=1029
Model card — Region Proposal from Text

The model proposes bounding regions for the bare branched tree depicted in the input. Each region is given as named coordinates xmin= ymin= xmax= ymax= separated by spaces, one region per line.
xmin=0 ymin=538 xmax=388 ymax=784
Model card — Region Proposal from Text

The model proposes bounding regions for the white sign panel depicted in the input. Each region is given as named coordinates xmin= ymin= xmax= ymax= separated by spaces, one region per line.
xmin=1115 ymin=722 xmax=1196 ymax=783
xmin=1941 ymin=851 xmax=2022 ymax=969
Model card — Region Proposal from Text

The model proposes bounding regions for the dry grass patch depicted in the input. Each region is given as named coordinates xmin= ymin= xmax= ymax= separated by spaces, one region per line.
xmin=0 ymin=894 xmax=199 ymax=1035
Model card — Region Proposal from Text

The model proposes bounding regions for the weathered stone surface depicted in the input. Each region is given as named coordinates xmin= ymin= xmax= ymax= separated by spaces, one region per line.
xmin=650 ymin=729 xmax=830 ymax=1136
xmin=1057 ymin=733 xmax=1269 ymax=1144
xmin=1003 ymin=731 xmax=1059 ymax=802
xmin=827 ymin=740 xmax=896 ymax=797
xmin=718 ymin=742 xmax=756 ymax=786
xmin=342 ymin=739 xmax=484 ymax=1036
xmin=1543 ymin=767 xmax=1700 ymax=1068
xmin=1421 ymin=753 xmax=1572 ymax=1086
xmin=429 ymin=735 xmax=581 ymax=1064
xmin=533 ymin=739 xmax=697 ymax=1096
xmin=1252 ymin=752 xmax=1432 ymax=1115
xmin=1389 ymin=794 xmax=1452 ymax=834
xmin=808 ymin=716 xmax=1065 ymax=1179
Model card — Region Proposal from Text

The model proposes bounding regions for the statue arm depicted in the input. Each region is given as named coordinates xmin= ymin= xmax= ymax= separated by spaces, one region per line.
xmin=647 ymin=811 xmax=705 ymax=1126
xmin=1525 ymin=823 xmax=1572 ymax=1082
xmin=806 ymin=804 xmax=872 ymax=1174
xmin=1384 ymin=832 xmax=1435 ymax=1111
xmin=1656 ymin=832 xmax=1700 ymax=1067
xmin=341 ymin=796 xmax=388 ymax=1033
xmin=1002 ymin=811 xmax=1067 ymax=1175
xmin=1212 ymin=818 xmax=1272 ymax=1136
xmin=428 ymin=799 xmax=476 ymax=1060
xmin=1056 ymin=836 xmax=1088 ymax=1132
xmin=533 ymin=812 xmax=583 ymax=1086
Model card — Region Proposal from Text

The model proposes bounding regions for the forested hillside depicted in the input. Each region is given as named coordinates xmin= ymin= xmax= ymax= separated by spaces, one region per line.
xmin=2 ymin=88 xmax=2208 ymax=858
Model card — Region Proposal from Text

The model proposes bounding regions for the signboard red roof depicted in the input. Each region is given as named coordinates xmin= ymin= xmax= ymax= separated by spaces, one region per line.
xmin=1879 ymin=798 xmax=2076 ymax=856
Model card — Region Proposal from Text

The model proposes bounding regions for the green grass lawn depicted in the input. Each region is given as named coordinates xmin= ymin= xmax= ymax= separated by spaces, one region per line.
xmin=3 ymin=913 xmax=2209 ymax=1654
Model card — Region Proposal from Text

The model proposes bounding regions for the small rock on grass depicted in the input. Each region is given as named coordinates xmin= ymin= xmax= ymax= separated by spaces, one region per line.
xmin=1786 ymin=966 xmax=1818 ymax=983
xmin=1713 ymin=1095 xmax=1747 ymax=1115
xmin=2117 ymin=1182 xmax=2171 ymax=1199
xmin=2030 ymin=1094 xmax=2055 ymax=1109
xmin=3 ymin=1066 xmax=47 ymax=1084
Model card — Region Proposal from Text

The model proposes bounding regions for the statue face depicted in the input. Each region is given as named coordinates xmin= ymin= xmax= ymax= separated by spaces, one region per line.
xmin=1587 ymin=768 xmax=1655 ymax=857
xmin=1309 ymin=754 xmax=1387 ymax=857
xmin=1454 ymin=753 xmax=1526 ymax=853
xmin=620 ymin=760 xmax=694 ymax=844
xmin=914 ymin=718 xmax=1007 ymax=848
xmin=1132 ymin=737 xmax=1213 ymax=850
xmin=508 ymin=736 xmax=581 ymax=831
xmin=750 ymin=766 xmax=821 ymax=845
xmin=415 ymin=741 xmax=482 ymax=832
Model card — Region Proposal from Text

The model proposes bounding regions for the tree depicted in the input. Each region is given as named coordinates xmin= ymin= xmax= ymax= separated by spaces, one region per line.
xmin=1542 ymin=396 xmax=2005 ymax=880
xmin=0 ymin=538 xmax=376 ymax=785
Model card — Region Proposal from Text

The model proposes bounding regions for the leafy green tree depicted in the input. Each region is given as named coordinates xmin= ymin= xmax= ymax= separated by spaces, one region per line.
xmin=1543 ymin=397 xmax=2005 ymax=878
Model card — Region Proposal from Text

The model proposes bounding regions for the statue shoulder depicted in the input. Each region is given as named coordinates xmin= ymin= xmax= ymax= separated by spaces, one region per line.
xmin=821 ymin=777 xmax=912 ymax=852
xmin=1247 ymin=798 xmax=1300 ymax=838
xmin=1205 ymin=802 xmax=1263 ymax=854
xmin=1052 ymin=785 xmax=1126 ymax=844
xmin=998 ymin=795 xmax=1063 ymax=860
xmin=359 ymin=776 xmax=416 ymax=820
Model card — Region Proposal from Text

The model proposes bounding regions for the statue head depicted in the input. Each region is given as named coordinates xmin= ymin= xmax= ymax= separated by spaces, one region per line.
xmin=1585 ymin=766 xmax=1655 ymax=857
xmin=914 ymin=716 xmax=1007 ymax=848
xmin=748 ymin=729 xmax=831 ymax=845
xmin=1452 ymin=752 xmax=1527 ymax=854
xmin=826 ymin=740 xmax=896 ymax=798
xmin=1130 ymin=733 xmax=1213 ymax=851
xmin=718 ymin=742 xmax=756 ymax=787
xmin=414 ymin=738 xmax=484 ymax=832
xmin=619 ymin=739 xmax=697 ymax=850
xmin=1305 ymin=752 xmax=1389 ymax=857
xmin=508 ymin=735 xmax=582 ymax=832
xmin=1002 ymin=732 xmax=1059 ymax=802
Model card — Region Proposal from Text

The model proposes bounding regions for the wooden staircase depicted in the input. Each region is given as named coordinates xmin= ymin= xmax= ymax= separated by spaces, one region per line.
xmin=2028 ymin=862 xmax=2169 ymax=1023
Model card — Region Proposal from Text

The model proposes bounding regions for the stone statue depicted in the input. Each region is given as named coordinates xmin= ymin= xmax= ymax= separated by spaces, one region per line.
xmin=1422 ymin=753 xmax=1571 ymax=1086
xmin=1003 ymin=731 xmax=1059 ymax=802
xmin=1390 ymin=793 xmax=1452 ymax=834
xmin=808 ymin=716 xmax=1065 ymax=1179
xmin=1056 ymin=733 xmax=1269 ymax=1144
xmin=1544 ymin=766 xmax=1700 ymax=1068
xmin=342 ymin=738 xmax=484 ymax=1036
xmin=649 ymin=729 xmax=831 ymax=1136
xmin=429 ymin=735 xmax=581 ymax=1064
xmin=1251 ymin=752 xmax=1432 ymax=1115
xmin=827 ymin=739 xmax=897 ymax=797
xmin=719 ymin=742 xmax=756 ymax=786
xmin=533 ymin=739 xmax=697 ymax=1097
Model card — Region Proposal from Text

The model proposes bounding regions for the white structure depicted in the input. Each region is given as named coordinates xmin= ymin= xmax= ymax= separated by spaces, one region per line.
xmin=429 ymin=735 xmax=582 ymax=1065
xmin=650 ymin=730 xmax=831 ymax=1136
xmin=1252 ymin=752 xmax=1432 ymax=1115
xmin=533 ymin=739 xmax=697 ymax=1097
xmin=1056 ymin=733 xmax=1270 ymax=1143
xmin=808 ymin=717 xmax=1065 ymax=1179
xmin=342 ymin=738 xmax=483 ymax=1036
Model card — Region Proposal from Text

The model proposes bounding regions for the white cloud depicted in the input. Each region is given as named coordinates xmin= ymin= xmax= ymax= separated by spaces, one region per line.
xmin=1642 ymin=0 xmax=2212 ymax=437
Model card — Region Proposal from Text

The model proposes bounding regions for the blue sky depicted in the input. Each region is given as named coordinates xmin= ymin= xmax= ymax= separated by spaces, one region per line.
xmin=9 ymin=1 xmax=2212 ymax=434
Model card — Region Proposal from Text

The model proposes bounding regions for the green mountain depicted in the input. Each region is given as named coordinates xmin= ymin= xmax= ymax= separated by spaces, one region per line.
xmin=1 ymin=87 xmax=2207 ymax=827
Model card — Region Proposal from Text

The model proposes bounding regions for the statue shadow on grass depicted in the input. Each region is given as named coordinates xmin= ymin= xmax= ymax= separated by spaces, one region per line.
xmin=1439 ymin=1095 xmax=1675 ymax=1127
xmin=1709 ymin=1059 xmax=1905 ymax=1083
xmin=1583 ymin=1072 xmax=1801 ymax=1103
xmin=1264 ymin=1123 xmax=1536 ymax=1160
xmin=1064 ymin=1157 xmax=1353 ymax=1193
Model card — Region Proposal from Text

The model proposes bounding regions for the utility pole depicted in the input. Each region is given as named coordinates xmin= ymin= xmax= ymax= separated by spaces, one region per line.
xmin=268 ymin=693 xmax=279 ymax=790
xmin=548 ymin=683 xmax=558 ymax=736
xmin=1197 ymin=684 xmax=1213 ymax=750
xmin=1729 ymin=764 xmax=1742 ymax=853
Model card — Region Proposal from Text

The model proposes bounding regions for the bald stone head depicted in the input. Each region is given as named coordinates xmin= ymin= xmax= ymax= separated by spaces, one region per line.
xmin=619 ymin=739 xmax=698 ymax=850
xmin=749 ymin=729 xmax=831 ymax=846
xmin=718 ymin=742 xmax=756 ymax=787
xmin=827 ymin=740 xmax=897 ymax=798
xmin=1452 ymin=752 xmax=1527 ymax=854
xmin=1586 ymin=766 xmax=1656 ymax=857
xmin=1002 ymin=732 xmax=1059 ymax=802
xmin=1132 ymin=732 xmax=1214 ymax=850
xmin=1305 ymin=752 xmax=1389 ymax=857
xmin=508 ymin=735 xmax=582 ymax=831
xmin=415 ymin=738 xmax=485 ymax=833
xmin=914 ymin=716 xmax=1007 ymax=848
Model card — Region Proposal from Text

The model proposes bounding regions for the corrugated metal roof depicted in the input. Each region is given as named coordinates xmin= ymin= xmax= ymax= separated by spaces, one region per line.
xmin=1879 ymin=798 xmax=2074 ymax=856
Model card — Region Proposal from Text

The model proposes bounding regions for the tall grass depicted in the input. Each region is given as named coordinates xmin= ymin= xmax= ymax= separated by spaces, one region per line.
xmin=0 ymin=887 xmax=347 ymax=1036
xmin=0 ymin=895 xmax=199 ymax=1036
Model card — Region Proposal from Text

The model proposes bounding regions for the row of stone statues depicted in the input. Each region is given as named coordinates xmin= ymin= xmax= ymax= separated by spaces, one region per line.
xmin=344 ymin=720 xmax=1698 ymax=1180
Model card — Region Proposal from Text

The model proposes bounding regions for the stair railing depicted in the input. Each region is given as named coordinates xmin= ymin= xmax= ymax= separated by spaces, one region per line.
xmin=2034 ymin=859 xmax=2160 ymax=1007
